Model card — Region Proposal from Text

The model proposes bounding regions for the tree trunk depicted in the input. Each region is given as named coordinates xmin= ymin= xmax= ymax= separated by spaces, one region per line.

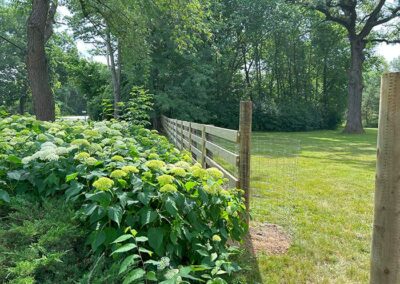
xmin=26 ymin=0 xmax=55 ymax=121
xmin=19 ymin=94 xmax=26 ymax=115
xmin=116 ymin=41 xmax=122 ymax=115
xmin=105 ymin=30 xmax=121 ymax=119
xmin=343 ymin=39 xmax=365 ymax=134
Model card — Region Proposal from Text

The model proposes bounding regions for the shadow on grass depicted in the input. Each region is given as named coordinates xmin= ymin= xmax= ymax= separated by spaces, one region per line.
xmin=231 ymin=235 xmax=263 ymax=284
xmin=300 ymin=153 xmax=376 ymax=171
xmin=251 ymin=128 xmax=377 ymax=159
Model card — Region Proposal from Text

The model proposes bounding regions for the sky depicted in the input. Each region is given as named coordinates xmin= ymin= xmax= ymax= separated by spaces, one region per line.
xmin=375 ymin=43 xmax=400 ymax=62
xmin=58 ymin=6 xmax=400 ymax=65
xmin=57 ymin=6 xmax=108 ymax=64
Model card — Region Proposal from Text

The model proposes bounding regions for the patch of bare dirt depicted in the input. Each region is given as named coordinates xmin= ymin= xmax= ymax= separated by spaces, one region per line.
xmin=247 ymin=222 xmax=291 ymax=255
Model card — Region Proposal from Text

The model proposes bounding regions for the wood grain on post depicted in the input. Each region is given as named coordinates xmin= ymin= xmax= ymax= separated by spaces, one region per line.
xmin=239 ymin=101 xmax=252 ymax=216
xmin=371 ymin=72 xmax=400 ymax=284
xmin=180 ymin=121 xmax=184 ymax=150
xmin=201 ymin=125 xmax=206 ymax=167
xmin=174 ymin=120 xmax=177 ymax=147
xmin=189 ymin=123 xmax=192 ymax=155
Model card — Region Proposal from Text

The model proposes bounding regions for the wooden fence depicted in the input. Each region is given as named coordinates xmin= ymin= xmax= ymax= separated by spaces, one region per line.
xmin=161 ymin=101 xmax=252 ymax=212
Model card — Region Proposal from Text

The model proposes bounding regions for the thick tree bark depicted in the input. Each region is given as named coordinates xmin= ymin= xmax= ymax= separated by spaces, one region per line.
xmin=105 ymin=31 xmax=121 ymax=119
xmin=343 ymin=39 xmax=365 ymax=134
xmin=26 ymin=0 xmax=56 ymax=121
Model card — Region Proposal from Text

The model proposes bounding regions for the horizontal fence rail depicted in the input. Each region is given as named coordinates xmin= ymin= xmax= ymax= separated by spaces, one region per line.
xmin=161 ymin=101 xmax=252 ymax=202
xmin=161 ymin=115 xmax=240 ymax=187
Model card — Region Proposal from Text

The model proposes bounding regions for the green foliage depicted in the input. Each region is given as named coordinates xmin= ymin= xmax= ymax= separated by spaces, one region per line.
xmin=81 ymin=66 xmax=112 ymax=121
xmin=0 ymin=115 xmax=247 ymax=283
xmin=100 ymin=98 xmax=115 ymax=120
xmin=0 ymin=1 xmax=30 ymax=114
xmin=254 ymin=101 xmax=324 ymax=131
xmin=391 ymin=56 xmax=400 ymax=72
xmin=362 ymin=56 xmax=388 ymax=127
xmin=0 ymin=197 xmax=91 ymax=283
xmin=0 ymin=106 xmax=9 ymax=118
xmin=47 ymin=32 xmax=89 ymax=116
xmin=2 ymin=0 xmax=383 ymax=131
xmin=117 ymin=0 xmax=350 ymax=131
xmin=0 ymin=2 xmax=111 ymax=117
xmin=68 ymin=0 xmax=352 ymax=131
xmin=120 ymin=86 xmax=154 ymax=127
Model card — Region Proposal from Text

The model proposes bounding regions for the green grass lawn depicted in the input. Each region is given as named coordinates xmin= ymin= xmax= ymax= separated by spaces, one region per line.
xmin=237 ymin=129 xmax=377 ymax=283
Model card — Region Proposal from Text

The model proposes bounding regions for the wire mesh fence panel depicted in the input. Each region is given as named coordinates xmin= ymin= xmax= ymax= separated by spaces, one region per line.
xmin=250 ymin=133 xmax=300 ymax=233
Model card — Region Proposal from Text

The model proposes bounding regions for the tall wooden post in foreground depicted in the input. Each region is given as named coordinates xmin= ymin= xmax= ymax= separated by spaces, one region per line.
xmin=239 ymin=101 xmax=252 ymax=218
xmin=371 ymin=73 xmax=400 ymax=283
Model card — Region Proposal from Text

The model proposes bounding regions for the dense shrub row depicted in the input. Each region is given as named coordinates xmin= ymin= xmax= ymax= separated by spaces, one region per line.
xmin=0 ymin=116 xmax=247 ymax=283
xmin=252 ymin=100 xmax=344 ymax=132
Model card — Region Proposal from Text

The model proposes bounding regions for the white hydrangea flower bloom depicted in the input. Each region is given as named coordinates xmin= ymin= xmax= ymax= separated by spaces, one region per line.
xmin=111 ymin=123 xmax=124 ymax=130
xmin=41 ymin=142 xmax=57 ymax=149
xmin=44 ymin=153 xmax=60 ymax=161
xmin=56 ymin=147 xmax=70 ymax=155
xmin=24 ymin=141 xmax=71 ymax=163
xmin=22 ymin=156 xmax=33 ymax=164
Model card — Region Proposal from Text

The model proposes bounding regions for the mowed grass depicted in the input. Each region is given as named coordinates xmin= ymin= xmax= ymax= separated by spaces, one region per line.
xmin=236 ymin=129 xmax=378 ymax=283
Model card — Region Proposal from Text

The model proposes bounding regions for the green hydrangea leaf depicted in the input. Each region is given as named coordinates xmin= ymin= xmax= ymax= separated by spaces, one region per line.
xmin=140 ymin=207 xmax=158 ymax=226
xmin=66 ymin=172 xmax=78 ymax=182
xmin=135 ymin=236 xmax=148 ymax=242
xmin=111 ymin=243 xmax=137 ymax=255
xmin=146 ymin=271 xmax=158 ymax=281
xmin=0 ymin=189 xmax=10 ymax=203
xmin=148 ymin=227 xmax=165 ymax=255
xmin=122 ymin=268 xmax=145 ymax=284
xmin=119 ymin=255 xmax=138 ymax=275
xmin=108 ymin=206 xmax=123 ymax=226
xmin=112 ymin=234 xmax=133 ymax=244
xmin=91 ymin=230 xmax=106 ymax=251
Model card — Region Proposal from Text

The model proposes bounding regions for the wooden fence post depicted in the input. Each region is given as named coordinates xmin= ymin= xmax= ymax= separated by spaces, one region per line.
xmin=180 ymin=121 xmax=184 ymax=150
xmin=201 ymin=125 xmax=206 ymax=167
xmin=189 ymin=123 xmax=192 ymax=153
xmin=174 ymin=120 xmax=178 ymax=148
xmin=239 ymin=101 xmax=252 ymax=218
xmin=371 ymin=72 xmax=400 ymax=284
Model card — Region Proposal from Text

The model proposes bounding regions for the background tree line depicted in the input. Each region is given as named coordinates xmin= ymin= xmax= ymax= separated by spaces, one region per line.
xmin=0 ymin=0 xmax=399 ymax=131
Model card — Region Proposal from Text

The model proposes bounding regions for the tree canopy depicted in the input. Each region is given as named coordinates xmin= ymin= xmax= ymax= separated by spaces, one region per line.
xmin=0 ymin=0 xmax=398 ymax=131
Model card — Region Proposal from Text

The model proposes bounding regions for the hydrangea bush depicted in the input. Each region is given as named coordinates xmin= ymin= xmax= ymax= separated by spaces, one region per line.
xmin=0 ymin=115 xmax=247 ymax=283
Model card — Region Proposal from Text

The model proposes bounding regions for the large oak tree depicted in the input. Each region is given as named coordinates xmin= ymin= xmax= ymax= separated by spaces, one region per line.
xmin=292 ymin=0 xmax=400 ymax=133
xmin=27 ymin=0 xmax=57 ymax=121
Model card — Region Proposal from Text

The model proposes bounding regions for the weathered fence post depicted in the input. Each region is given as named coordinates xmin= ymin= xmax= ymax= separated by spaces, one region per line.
xmin=180 ymin=121 xmax=184 ymax=150
xmin=239 ymin=101 xmax=252 ymax=217
xmin=201 ymin=125 xmax=206 ymax=167
xmin=174 ymin=120 xmax=178 ymax=148
xmin=371 ymin=72 xmax=400 ymax=284
xmin=188 ymin=123 xmax=192 ymax=153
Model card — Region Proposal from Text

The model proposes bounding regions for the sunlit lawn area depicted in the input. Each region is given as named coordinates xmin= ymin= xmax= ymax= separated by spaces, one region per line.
xmin=236 ymin=129 xmax=377 ymax=283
